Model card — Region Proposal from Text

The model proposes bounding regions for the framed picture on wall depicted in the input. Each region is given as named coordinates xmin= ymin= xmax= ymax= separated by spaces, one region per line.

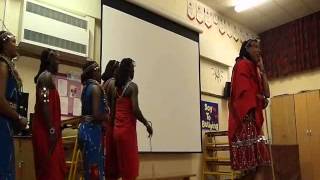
xmin=201 ymin=100 xmax=219 ymax=131
xmin=201 ymin=59 xmax=229 ymax=97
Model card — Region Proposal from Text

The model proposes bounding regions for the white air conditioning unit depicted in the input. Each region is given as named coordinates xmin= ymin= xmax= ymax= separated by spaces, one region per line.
xmin=18 ymin=0 xmax=89 ymax=60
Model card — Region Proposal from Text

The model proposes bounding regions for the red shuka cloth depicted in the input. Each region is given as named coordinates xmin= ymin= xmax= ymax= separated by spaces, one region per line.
xmin=32 ymin=88 xmax=66 ymax=180
xmin=114 ymin=96 xmax=139 ymax=179
xmin=228 ymin=59 xmax=264 ymax=141
xmin=105 ymin=122 xmax=120 ymax=179
xmin=228 ymin=59 xmax=271 ymax=170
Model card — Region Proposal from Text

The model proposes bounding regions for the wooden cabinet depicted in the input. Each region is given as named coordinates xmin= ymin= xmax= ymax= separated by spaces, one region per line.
xmin=294 ymin=91 xmax=320 ymax=180
xmin=271 ymin=90 xmax=320 ymax=180
xmin=14 ymin=136 xmax=36 ymax=180
xmin=294 ymin=93 xmax=312 ymax=180
xmin=270 ymin=95 xmax=297 ymax=144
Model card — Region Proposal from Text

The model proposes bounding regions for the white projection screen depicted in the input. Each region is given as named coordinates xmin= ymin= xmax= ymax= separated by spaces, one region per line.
xmin=101 ymin=1 xmax=201 ymax=152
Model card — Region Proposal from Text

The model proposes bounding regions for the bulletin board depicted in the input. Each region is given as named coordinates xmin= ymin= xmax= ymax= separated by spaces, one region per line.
xmin=53 ymin=73 xmax=82 ymax=117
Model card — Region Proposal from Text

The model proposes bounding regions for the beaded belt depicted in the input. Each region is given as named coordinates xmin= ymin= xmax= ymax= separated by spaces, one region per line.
xmin=83 ymin=115 xmax=94 ymax=122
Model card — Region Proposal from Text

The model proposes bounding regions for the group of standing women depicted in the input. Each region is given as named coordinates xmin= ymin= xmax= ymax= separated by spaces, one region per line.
xmin=0 ymin=30 xmax=152 ymax=180
xmin=79 ymin=58 xmax=153 ymax=180
xmin=1 ymin=30 xmax=272 ymax=180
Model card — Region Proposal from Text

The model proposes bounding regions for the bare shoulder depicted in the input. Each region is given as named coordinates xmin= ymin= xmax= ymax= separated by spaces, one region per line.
xmin=128 ymin=82 xmax=138 ymax=92
xmin=37 ymin=71 xmax=54 ymax=88
xmin=91 ymin=83 xmax=102 ymax=94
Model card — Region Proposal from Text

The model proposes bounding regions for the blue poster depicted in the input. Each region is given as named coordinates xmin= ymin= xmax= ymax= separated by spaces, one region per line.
xmin=201 ymin=101 xmax=218 ymax=131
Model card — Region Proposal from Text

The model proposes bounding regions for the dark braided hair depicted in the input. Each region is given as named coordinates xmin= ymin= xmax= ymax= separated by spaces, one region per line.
xmin=81 ymin=61 xmax=98 ymax=84
xmin=34 ymin=49 xmax=58 ymax=83
xmin=101 ymin=60 xmax=119 ymax=82
xmin=115 ymin=58 xmax=134 ymax=88
xmin=0 ymin=31 xmax=13 ymax=53
xmin=236 ymin=39 xmax=258 ymax=62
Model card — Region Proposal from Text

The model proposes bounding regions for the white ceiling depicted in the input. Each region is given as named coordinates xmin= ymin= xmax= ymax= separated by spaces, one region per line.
xmin=199 ymin=0 xmax=320 ymax=33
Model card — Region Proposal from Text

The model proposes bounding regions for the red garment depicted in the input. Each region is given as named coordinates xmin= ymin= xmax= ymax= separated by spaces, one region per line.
xmin=228 ymin=59 xmax=264 ymax=141
xmin=32 ymin=88 xmax=66 ymax=180
xmin=105 ymin=122 xmax=119 ymax=179
xmin=228 ymin=59 xmax=270 ymax=170
xmin=114 ymin=95 xmax=139 ymax=179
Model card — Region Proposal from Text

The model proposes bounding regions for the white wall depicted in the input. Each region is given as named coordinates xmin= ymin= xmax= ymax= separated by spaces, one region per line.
xmin=36 ymin=0 xmax=101 ymax=19
xmin=269 ymin=69 xmax=320 ymax=97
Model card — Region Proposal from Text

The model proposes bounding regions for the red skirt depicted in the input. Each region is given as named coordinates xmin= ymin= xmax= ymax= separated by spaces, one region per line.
xmin=114 ymin=125 xmax=139 ymax=178
xmin=105 ymin=123 xmax=120 ymax=178
xmin=230 ymin=118 xmax=271 ymax=171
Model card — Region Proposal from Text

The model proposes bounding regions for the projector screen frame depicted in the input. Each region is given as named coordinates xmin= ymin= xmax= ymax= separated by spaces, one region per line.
xmin=100 ymin=0 xmax=202 ymax=153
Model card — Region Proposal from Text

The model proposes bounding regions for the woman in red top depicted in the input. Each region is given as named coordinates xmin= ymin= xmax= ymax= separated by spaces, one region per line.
xmin=110 ymin=58 xmax=153 ymax=180
xmin=228 ymin=39 xmax=271 ymax=180
xmin=32 ymin=49 xmax=66 ymax=180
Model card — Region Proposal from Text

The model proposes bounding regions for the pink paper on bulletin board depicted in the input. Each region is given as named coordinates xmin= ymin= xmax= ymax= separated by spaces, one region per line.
xmin=53 ymin=73 xmax=82 ymax=116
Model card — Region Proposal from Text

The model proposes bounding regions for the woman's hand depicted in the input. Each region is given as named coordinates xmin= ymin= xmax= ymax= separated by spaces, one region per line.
xmin=257 ymin=94 xmax=269 ymax=109
xmin=257 ymin=56 xmax=265 ymax=73
xmin=18 ymin=116 xmax=28 ymax=130
xmin=145 ymin=122 xmax=153 ymax=138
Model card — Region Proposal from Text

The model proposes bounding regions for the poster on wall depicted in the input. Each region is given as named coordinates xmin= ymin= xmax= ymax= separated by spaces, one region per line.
xmin=213 ymin=14 xmax=219 ymax=25
xmin=196 ymin=4 xmax=204 ymax=24
xmin=187 ymin=0 xmax=196 ymax=20
xmin=218 ymin=17 xmax=225 ymax=35
xmin=201 ymin=101 xmax=219 ymax=131
xmin=227 ymin=21 xmax=233 ymax=38
xmin=204 ymin=8 xmax=213 ymax=28
xmin=53 ymin=74 xmax=82 ymax=116
xmin=233 ymin=25 xmax=239 ymax=42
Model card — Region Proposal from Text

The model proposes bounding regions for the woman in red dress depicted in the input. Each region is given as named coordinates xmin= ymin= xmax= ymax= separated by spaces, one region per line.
xmin=102 ymin=60 xmax=120 ymax=180
xmin=228 ymin=39 xmax=271 ymax=180
xmin=110 ymin=58 xmax=153 ymax=180
xmin=32 ymin=49 xmax=66 ymax=180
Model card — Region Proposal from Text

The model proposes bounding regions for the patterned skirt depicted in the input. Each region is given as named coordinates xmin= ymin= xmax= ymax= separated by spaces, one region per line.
xmin=78 ymin=119 xmax=104 ymax=180
xmin=230 ymin=116 xmax=271 ymax=171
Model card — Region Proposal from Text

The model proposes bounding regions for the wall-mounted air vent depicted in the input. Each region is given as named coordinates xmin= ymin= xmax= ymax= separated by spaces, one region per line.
xmin=19 ymin=0 xmax=89 ymax=58
xmin=26 ymin=2 xmax=87 ymax=29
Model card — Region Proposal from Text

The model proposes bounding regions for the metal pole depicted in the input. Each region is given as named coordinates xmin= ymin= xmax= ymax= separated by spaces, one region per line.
xmin=264 ymin=108 xmax=276 ymax=180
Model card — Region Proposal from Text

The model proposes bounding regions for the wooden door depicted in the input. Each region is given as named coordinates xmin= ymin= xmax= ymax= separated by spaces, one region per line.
xmin=271 ymin=95 xmax=297 ymax=144
xmin=306 ymin=91 xmax=320 ymax=179
xmin=294 ymin=92 xmax=313 ymax=180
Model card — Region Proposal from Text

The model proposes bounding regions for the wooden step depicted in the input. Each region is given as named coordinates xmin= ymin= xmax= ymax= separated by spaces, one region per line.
xmin=205 ymin=131 xmax=228 ymax=137
xmin=203 ymin=171 xmax=238 ymax=176
xmin=206 ymin=142 xmax=229 ymax=146
xmin=205 ymin=157 xmax=230 ymax=161
xmin=205 ymin=159 xmax=232 ymax=165
xmin=206 ymin=145 xmax=230 ymax=151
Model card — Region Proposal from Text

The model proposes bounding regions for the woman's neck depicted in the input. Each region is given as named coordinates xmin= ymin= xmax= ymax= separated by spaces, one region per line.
xmin=0 ymin=52 xmax=11 ymax=60
xmin=243 ymin=56 xmax=257 ymax=64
